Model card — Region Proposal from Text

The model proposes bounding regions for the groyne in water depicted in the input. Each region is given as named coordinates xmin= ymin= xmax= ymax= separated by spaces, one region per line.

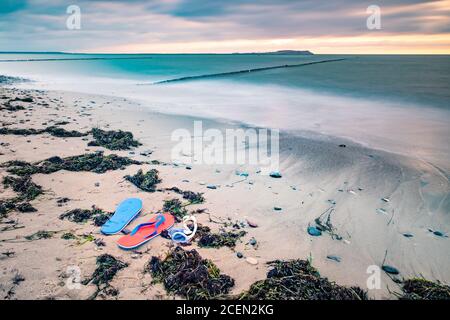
xmin=151 ymin=58 xmax=346 ymax=84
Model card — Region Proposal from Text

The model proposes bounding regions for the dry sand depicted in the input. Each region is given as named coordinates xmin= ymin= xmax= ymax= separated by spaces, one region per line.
xmin=0 ymin=86 xmax=449 ymax=300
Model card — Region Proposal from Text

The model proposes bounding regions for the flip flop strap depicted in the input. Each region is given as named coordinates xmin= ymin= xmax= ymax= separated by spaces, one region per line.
xmin=169 ymin=228 xmax=189 ymax=243
xmin=130 ymin=215 xmax=165 ymax=236
xmin=171 ymin=232 xmax=188 ymax=243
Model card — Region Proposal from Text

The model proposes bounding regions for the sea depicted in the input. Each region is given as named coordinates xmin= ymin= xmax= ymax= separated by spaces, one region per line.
xmin=1 ymin=53 xmax=449 ymax=169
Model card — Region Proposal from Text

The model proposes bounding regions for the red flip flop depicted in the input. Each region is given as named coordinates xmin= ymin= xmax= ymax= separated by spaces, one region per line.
xmin=117 ymin=213 xmax=174 ymax=249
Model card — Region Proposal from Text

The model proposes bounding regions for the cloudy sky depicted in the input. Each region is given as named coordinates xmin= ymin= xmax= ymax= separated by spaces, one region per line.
xmin=1 ymin=0 xmax=449 ymax=53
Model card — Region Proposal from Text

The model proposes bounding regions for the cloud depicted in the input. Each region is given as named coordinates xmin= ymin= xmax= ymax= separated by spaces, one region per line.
xmin=0 ymin=0 xmax=449 ymax=53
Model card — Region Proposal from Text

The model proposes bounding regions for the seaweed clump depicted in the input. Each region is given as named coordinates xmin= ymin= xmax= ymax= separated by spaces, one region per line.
xmin=83 ymin=254 xmax=128 ymax=300
xmin=0 ymin=200 xmax=16 ymax=218
xmin=93 ymin=211 xmax=112 ymax=226
xmin=125 ymin=169 xmax=161 ymax=192
xmin=0 ymin=199 xmax=37 ymax=217
xmin=0 ymin=175 xmax=42 ymax=217
xmin=0 ymin=128 xmax=40 ymax=135
xmin=25 ymin=230 xmax=56 ymax=241
xmin=240 ymin=259 xmax=368 ymax=300
xmin=61 ymin=232 xmax=77 ymax=240
xmin=181 ymin=191 xmax=204 ymax=204
xmin=59 ymin=206 xmax=111 ymax=225
xmin=400 ymin=278 xmax=450 ymax=300
xmin=148 ymin=246 xmax=234 ymax=300
xmin=195 ymin=225 xmax=246 ymax=249
xmin=88 ymin=128 xmax=141 ymax=150
xmin=15 ymin=202 xmax=37 ymax=212
xmin=167 ymin=187 xmax=204 ymax=204
xmin=1 ymin=101 xmax=25 ymax=111
xmin=0 ymin=126 xmax=87 ymax=138
xmin=162 ymin=198 xmax=187 ymax=222
xmin=3 ymin=152 xmax=141 ymax=176
xmin=5 ymin=271 xmax=25 ymax=299
xmin=3 ymin=175 xmax=43 ymax=201
xmin=12 ymin=97 xmax=33 ymax=103
xmin=44 ymin=126 xmax=87 ymax=138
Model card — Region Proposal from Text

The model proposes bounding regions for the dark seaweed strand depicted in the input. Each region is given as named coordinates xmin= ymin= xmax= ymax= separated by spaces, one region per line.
xmin=2 ymin=152 xmax=141 ymax=176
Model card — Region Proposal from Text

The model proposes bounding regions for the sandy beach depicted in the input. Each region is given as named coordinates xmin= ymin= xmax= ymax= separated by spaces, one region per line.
xmin=0 ymin=83 xmax=449 ymax=300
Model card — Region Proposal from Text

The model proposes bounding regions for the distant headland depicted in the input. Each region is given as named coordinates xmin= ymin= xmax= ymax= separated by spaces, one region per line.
xmin=232 ymin=50 xmax=314 ymax=55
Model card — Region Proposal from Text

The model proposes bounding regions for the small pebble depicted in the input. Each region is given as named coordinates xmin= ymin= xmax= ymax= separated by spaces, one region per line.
xmin=140 ymin=150 xmax=153 ymax=156
xmin=433 ymin=230 xmax=446 ymax=237
xmin=326 ymin=255 xmax=341 ymax=263
xmin=382 ymin=265 xmax=400 ymax=275
xmin=94 ymin=238 xmax=105 ymax=247
xmin=269 ymin=171 xmax=282 ymax=178
xmin=249 ymin=238 xmax=257 ymax=246
xmin=403 ymin=233 xmax=413 ymax=238
xmin=246 ymin=257 xmax=258 ymax=265
xmin=273 ymin=207 xmax=282 ymax=211
xmin=236 ymin=252 xmax=243 ymax=259
xmin=307 ymin=226 xmax=322 ymax=236
xmin=246 ymin=219 xmax=258 ymax=228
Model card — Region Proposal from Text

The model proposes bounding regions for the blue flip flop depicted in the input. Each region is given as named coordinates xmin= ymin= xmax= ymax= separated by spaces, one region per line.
xmin=100 ymin=198 xmax=143 ymax=235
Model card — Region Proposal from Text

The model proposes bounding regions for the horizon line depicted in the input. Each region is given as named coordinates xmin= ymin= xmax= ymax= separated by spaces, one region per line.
xmin=1 ymin=51 xmax=450 ymax=55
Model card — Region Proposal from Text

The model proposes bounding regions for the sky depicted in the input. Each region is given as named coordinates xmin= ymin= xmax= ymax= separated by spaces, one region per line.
xmin=0 ymin=0 xmax=449 ymax=54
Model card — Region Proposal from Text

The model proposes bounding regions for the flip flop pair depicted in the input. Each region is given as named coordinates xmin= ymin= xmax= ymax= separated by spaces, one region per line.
xmin=100 ymin=198 xmax=174 ymax=250
xmin=117 ymin=213 xmax=174 ymax=249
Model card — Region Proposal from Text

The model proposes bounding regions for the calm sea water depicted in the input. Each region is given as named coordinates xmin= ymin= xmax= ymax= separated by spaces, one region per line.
xmin=1 ymin=53 xmax=450 ymax=168
xmin=1 ymin=53 xmax=449 ymax=109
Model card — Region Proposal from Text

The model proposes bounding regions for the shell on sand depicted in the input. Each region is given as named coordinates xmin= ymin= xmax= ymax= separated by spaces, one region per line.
xmin=246 ymin=219 xmax=258 ymax=228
